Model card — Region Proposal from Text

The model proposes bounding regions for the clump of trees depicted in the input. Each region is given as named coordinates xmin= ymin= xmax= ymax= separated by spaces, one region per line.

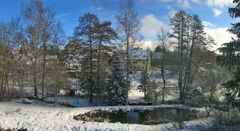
xmin=70 ymin=12 xmax=129 ymax=104
xmin=0 ymin=0 xmax=67 ymax=101
xmin=139 ymin=11 xmax=219 ymax=105
xmin=170 ymin=11 xmax=215 ymax=102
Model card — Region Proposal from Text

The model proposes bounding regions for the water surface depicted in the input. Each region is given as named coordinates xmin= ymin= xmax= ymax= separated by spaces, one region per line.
xmin=74 ymin=108 xmax=198 ymax=125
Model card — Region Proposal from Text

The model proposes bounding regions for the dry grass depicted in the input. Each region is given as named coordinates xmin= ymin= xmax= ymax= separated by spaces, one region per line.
xmin=14 ymin=108 xmax=22 ymax=113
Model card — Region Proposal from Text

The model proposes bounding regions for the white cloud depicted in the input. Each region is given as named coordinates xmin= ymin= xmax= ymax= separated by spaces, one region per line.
xmin=207 ymin=0 xmax=233 ymax=8
xmin=141 ymin=26 xmax=234 ymax=52
xmin=140 ymin=14 xmax=168 ymax=39
xmin=205 ymin=27 xmax=234 ymax=51
xmin=203 ymin=21 xmax=215 ymax=27
xmin=178 ymin=0 xmax=190 ymax=8
xmin=140 ymin=14 xmax=169 ymax=50
xmin=206 ymin=0 xmax=233 ymax=17
xmin=141 ymin=40 xmax=157 ymax=50
xmin=168 ymin=9 xmax=177 ymax=18
xmin=212 ymin=8 xmax=222 ymax=17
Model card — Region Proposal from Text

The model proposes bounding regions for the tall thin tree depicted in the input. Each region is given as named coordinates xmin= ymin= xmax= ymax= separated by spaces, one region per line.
xmin=116 ymin=0 xmax=141 ymax=83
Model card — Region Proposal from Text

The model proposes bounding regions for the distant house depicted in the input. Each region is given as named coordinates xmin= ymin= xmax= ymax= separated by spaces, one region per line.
xmin=130 ymin=49 xmax=149 ymax=60
xmin=64 ymin=54 xmax=83 ymax=73
xmin=46 ymin=55 xmax=58 ymax=61
xmin=118 ymin=49 xmax=162 ymax=71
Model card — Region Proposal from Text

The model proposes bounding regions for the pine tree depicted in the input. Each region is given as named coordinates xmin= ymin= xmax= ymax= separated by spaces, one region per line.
xmin=218 ymin=0 xmax=240 ymax=107
xmin=108 ymin=52 xmax=129 ymax=105
xmin=79 ymin=52 xmax=97 ymax=99
xmin=95 ymin=21 xmax=117 ymax=101
xmin=72 ymin=13 xmax=100 ymax=103
xmin=170 ymin=11 xmax=190 ymax=100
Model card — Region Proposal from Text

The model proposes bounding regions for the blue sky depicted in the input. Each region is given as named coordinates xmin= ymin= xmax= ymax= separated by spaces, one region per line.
xmin=0 ymin=0 xmax=235 ymax=49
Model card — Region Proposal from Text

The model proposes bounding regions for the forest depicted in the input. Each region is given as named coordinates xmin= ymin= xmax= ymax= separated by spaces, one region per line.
xmin=0 ymin=0 xmax=240 ymax=130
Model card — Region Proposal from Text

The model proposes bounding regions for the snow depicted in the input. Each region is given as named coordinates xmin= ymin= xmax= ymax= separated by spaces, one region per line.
xmin=0 ymin=101 xmax=210 ymax=131
xmin=45 ymin=96 xmax=92 ymax=107
xmin=0 ymin=71 xmax=212 ymax=130
xmin=128 ymin=73 xmax=180 ymax=103
xmin=128 ymin=80 xmax=145 ymax=103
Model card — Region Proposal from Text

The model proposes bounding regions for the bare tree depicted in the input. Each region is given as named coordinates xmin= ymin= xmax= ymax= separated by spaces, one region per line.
xmin=0 ymin=22 xmax=16 ymax=100
xmin=21 ymin=0 xmax=64 ymax=99
xmin=156 ymin=28 xmax=172 ymax=103
xmin=116 ymin=0 xmax=142 ymax=82
xmin=9 ymin=18 xmax=27 ymax=99
xmin=21 ymin=0 xmax=44 ymax=99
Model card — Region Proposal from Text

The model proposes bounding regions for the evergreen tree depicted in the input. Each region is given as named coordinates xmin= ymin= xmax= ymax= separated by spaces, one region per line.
xmin=146 ymin=80 xmax=159 ymax=104
xmin=79 ymin=52 xmax=97 ymax=99
xmin=94 ymin=21 xmax=117 ymax=101
xmin=108 ymin=52 xmax=129 ymax=105
xmin=72 ymin=13 xmax=100 ymax=103
xmin=170 ymin=11 xmax=191 ymax=100
xmin=218 ymin=0 xmax=240 ymax=107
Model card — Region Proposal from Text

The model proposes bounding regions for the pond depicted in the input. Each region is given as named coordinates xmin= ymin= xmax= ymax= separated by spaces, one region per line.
xmin=73 ymin=108 xmax=199 ymax=125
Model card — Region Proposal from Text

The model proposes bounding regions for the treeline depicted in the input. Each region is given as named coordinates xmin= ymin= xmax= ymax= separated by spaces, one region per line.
xmin=0 ymin=0 xmax=138 ymax=105
xmin=138 ymin=10 xmax=231 ymax=105
xmin=0 ymin=1 xmax=67 ymax=100
xmin=0 ymin=0 xmax=237 ymax=108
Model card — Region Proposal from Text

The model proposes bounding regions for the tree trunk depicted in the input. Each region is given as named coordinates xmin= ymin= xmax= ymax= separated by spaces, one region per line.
xmin=89 ymin=90 xmax=93 ymax=103
xmin=89 ymin=38 xmax=94 ymax=103
xmin=179 ymin=17 xmax=184 ymax=101
xmin=162 ymin=79 xmax=166 ymax=104
xmin=41 ymin=41 xmax=46 ymax=100
xmin=126 ymin=36 xmax=130 ymax=81
xmin=33 ymin=61 xmax=38 ymax=99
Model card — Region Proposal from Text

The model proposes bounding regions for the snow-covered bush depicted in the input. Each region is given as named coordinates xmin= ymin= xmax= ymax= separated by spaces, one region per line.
xmin=209 ymin=109 xmax=240 ymax=130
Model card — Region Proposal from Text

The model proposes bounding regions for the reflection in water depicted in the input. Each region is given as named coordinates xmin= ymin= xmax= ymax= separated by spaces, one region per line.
xmin=74 ymin=108 xmax=198 ymax=125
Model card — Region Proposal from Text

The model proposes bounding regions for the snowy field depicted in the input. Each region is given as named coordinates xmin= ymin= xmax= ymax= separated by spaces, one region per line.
xmin=0 ymin=101 xmax=210 ymax=131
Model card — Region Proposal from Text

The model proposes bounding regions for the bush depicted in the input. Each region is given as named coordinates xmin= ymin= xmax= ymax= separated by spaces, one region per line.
xmin=209 ymin=109 xmax=240 ymax=130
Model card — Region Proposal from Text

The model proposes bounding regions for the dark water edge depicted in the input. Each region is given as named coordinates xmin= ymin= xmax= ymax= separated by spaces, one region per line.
xmin=0 ymin=128 xmax=27 ymax=131
xmin=74 ymin=108 xmax=199 ymax=125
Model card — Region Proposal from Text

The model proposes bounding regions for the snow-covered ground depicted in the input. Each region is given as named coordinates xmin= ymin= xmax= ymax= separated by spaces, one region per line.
xmin=45 ymin=96 xmax=92 ymax=107
xmin=0 ymin=72 xmax=211 ymax=131
xmin=128 ymin=79 xmax=145 ymax=103
xmin=128 ymin=73 xmax=180 ymax=103
xmin=0 ymin=101 xmax=210 ymax=131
